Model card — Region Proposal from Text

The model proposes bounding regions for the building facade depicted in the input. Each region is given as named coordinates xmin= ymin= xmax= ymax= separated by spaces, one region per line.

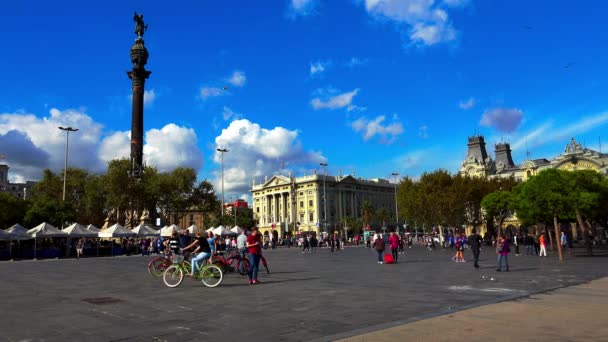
xmin=251 ymin=173 xmax=395 ymax=236
xmin=0 ymin=164 xmax=37 ymax=199
xmin=460 ymin=136 xmax=608 ymax=179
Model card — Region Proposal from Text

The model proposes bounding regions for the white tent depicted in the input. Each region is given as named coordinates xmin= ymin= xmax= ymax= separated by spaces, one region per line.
xmin=187 ymin=224 xmax=199 ymax=234
xmin=132 ymin=224 xmax=159 ymax=236
xmin=0 ymin=229 xmax=15 ymax=241
xmin=230 ymin=226 xmax=244 ymax=234
xmin=7 ymin=223 xmax=28 ymax=237
xmin=206 ymin=226 xmax=215 ymax=233
xmin=160 ymin=224 xmax=180 ymax=237
xmin=27 ymin=222 xmax=68 ymax=238
xmin=212 ymin=226 xmax=229 ymax=236
xmin=86 ymin=224 xmax=100 ymax=233
xmin=62 ymin=223 xmax=98 ymax=237
xmin=98 ymin=223 xmax=137 ymax=238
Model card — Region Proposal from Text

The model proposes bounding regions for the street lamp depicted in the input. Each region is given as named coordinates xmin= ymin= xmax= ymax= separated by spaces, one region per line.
xmin=58 ymin=126 xmax=78 ymax=201
xmin=391 ymin=172 xmax=399 ymax=233
xmin=217 ymin=148 xmax=229 ymax=221
xmin=320 ymin=163 xmax=328 ymax=234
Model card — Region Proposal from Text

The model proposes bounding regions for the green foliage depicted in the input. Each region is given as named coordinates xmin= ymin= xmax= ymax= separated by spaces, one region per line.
xmin=360 ymin=200 xmax=374 ymax=228
xmin=0 ymin=193 xmax=30 ymax=228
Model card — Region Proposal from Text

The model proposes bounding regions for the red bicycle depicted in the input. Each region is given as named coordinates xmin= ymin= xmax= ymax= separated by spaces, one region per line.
xmin=211 ymin=249 xmax=250 ymax=276
xmin=148 ymin=252 xmax=191 ymax=278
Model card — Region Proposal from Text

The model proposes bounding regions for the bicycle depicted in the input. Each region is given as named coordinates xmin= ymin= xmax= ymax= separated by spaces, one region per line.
xmin=162 ymin=254 xmax=223 ymax=288
xmin=147 ymin=251 xmax=191 ymax=278
xmin=211 ymin=249 xmax=249 ymax=276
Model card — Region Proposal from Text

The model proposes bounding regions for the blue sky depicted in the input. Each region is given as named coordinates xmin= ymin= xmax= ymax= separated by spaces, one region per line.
xmin=1 ymin=0 xmax=608 ymax=200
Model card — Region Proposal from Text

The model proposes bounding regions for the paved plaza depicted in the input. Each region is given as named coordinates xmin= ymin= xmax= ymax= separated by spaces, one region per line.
xmin=1 ymin=245 xmax=607 ymax=341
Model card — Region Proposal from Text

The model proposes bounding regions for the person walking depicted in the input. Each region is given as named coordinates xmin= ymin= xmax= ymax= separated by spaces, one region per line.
xmin=468 ymin=228 xmax=483 ymax=269
xmin=496 ymin=234 xmax=510 ymax=272
xmin=373 ymin=234 xmax=385 ymax=264
xmin=539 ymin=232 xmax=547 ymax=257
xmin=560 ymin=231 xmax=568 ymax=252
xmin=302 ymin=234 xmax=310 ymax=253
xmin=389 ymin=231 xmax=399 ymax=263
xmin=76 ymin=238 xmax=84 ymax=260
xmin=246 ymin=227 xmax=262 ymax=284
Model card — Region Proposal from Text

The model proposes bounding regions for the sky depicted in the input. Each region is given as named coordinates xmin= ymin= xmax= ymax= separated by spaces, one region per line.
xmin=1 ymin=0 xmax=608 ymax=201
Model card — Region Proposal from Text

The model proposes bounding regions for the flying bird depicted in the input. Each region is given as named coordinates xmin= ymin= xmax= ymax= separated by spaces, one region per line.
xmin=564 ymin=62 xmax=575 ymax=69
xmin=522 ymin=25 xmax=532 ymax=30
xmin=223 ymin=86 xmax=229 ymax=90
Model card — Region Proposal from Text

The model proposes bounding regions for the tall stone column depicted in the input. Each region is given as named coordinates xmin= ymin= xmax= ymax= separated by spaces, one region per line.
xmin=127 ymin=14 xmax=151 ymax=177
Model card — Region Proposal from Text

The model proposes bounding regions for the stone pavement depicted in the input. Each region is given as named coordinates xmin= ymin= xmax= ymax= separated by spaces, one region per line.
xmin=337 ymin=277 xmax=608 ymax=342
xmin=0 ymin=245 xmax=606 ymax=341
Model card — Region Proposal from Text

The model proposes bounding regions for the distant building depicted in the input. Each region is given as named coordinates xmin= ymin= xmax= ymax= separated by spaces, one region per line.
xmin=460 ymin=136 xmax=608 ymax=180
xmin=0 ymin=164 xmax=37 ymax=199
xmin=251 ymin=173 xmax=395 ymax=236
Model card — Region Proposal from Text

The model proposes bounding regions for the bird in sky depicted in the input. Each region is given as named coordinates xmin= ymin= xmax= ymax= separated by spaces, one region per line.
xmin=564 ymin=62 xmax=575 ymax=69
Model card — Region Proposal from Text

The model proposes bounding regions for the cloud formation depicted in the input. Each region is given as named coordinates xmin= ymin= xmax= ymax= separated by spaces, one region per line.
xmin=479 ymin=107 xmax=524 ymax=133
xmin=459 ymin=97 xmax=475 ymax=110
xmin=290 ymin=0 xmax=318 ymax=16
xmin=200 ymin=87 xmax=225 ymax=99
xmin=0 ymin=109 xmax=205 ymax=181
xmin=310 ymin=61 xmax=330 ymax=76
xmin=226 ymin=71 xmax=246 ymax=87
xmin=364 ymin=0 xmax=467 ymax=46
xmin=222 ymin=106 xmax=242 ymax=121
xmin=351 ymin=115 xmax=404 ymax=143
xmin=213 ymin=119 xmax=326 ymax=197
xmin=311 ymin=88 xmax=360 ymax=110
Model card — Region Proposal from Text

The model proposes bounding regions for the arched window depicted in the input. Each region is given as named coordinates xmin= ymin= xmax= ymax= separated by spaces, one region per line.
xmin=526 ymin=170 xmax=531 ymax=178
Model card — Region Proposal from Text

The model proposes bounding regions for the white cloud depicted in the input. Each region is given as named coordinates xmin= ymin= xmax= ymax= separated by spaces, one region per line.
xmin=128 ymin=89 xmax=156 ymax=105
xmin=364 ymin=0 xmax=465 ymax=46
xmin=418 ymin=125 xmax=429 ymax=139
xmin=480 ymin=108 xmax=524 ymax=133
xmin=311 ymin=88 xmax=360 ymax=110
xmin=200 ymin=87 xmax=225 ymax=99
xmin=1 ymin=109 xmax=205 ymax=181
xmin=345 ymin=57 xmax=369 ymax=68
xmin=290 ymin=0 xmax=318 ymax=16
xmin=213 ymin=119 xmax=326 ymax=196
xmin=351 ymin=115 xmax=404 ymax=143
xmin=459 ymin=97 xmax=476 ymax=110
xmin=310 ymin=61 xmax=330 ymax=76
xmin=222 ymin=106 xmax=242 ymax=121
xmin=226 ymin=71 xmax=246 ymax=87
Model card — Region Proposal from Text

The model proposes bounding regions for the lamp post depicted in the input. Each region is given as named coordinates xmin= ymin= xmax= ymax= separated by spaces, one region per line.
xmin=391 ymin=172 xmax=399 ymax=233
xmin=217 ymin=148 xmax=229 ymax=221
xmin=320 ymin=163 xmax=328 ymax=234
xmin=58 ymin=126 xmax=78 ymax=201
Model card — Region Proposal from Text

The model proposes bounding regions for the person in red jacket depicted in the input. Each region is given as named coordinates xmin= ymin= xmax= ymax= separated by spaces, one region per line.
xmin=389 ymin=231 xmax=400 ymax=263
xmin=246 ymin=227 xmax=262 ymax=284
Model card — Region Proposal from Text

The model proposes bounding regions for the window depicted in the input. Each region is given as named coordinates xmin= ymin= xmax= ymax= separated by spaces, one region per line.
xmin=300 ymin=201 xmax=304 ymax=208
xmin=308 ymin=190 xmax=312 ymax=195
xmin=309 ymin=212 xmax=314 ymax=222
xmin=299 ymin=192 xmax=304 ymax=196
xmin=256 ymin=207 xmax=260 ymax=213
xmin=526 ymin=170 xmax=531 ymax=177
xmin=309 ymin=200 xmax=313 ymax=206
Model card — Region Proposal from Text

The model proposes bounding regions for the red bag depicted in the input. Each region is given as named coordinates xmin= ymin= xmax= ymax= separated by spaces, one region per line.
xmin=383 ymin=253 xmax=394 ymax=264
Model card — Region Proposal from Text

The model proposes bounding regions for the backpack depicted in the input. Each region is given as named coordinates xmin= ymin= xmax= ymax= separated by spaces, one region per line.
xmin=374 ymin=239 xmax=385 ymax=251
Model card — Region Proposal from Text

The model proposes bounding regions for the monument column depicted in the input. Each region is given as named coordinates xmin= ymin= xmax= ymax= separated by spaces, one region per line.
xmin=128 ymin=12 xmax=151 ymax=177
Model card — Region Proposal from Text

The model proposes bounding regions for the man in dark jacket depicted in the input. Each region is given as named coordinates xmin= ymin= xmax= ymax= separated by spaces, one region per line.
xmin=468 ymin=228 xmax=483 ymax=269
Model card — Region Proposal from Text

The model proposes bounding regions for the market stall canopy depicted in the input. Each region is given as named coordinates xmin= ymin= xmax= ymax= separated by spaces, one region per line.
xmin=206 ymin=227 xmax=215 ymax=233
xmin=7 ymin=223 xmax=28 ymax=237
xmin=86 ymin=224 xmax=100 ymax=233
xmin=186 ymin=224 xmax=199 ymax=234
xmin=132 ymin=224 xmax=160 ymax=236
xmin=212 ymin=226 xmax=229 ymax=236
xmin=98 ymin=223 xmax=137 ymax=238
xmin=62 ymin=223 xmax=98 ymax=237
xmin=26 ymin=222 xmax=68 ymax=238
xmin=160 ymin=224 xmax=180 ymax=237
xmin=230 ymin=226 xmax=244 ymax=234
xmin=0 ymin=229 xmax=15 ymax=241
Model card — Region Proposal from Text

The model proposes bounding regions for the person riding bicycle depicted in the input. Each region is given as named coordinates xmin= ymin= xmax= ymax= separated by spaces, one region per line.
xmin=164 ymin=232 xmax=181 ymax=255
xmin=182 ymin=230 xmax=212 ymax=277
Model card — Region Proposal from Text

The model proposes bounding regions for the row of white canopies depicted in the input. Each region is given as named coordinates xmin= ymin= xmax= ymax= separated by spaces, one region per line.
xmin=0 ymin=223 xmax=246 ymax=241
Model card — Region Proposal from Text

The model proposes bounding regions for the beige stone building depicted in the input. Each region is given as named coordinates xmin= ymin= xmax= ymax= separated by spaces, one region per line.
xmin=251 ymin=173 xmax=396 ymax=236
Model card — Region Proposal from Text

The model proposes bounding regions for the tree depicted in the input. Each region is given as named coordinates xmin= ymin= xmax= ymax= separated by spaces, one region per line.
xmin=481 ymin=190 xmax=515 ymax=237
xmin=376 ymin=207 xmax=390 ymax=231
xmin=360 ymin=200 xmax=374 ymax=230
xmin=515 ymin=169 xmax=567 ymax=261
xmin=0 ymin=193 xmax=30 ymax=228
xmin=190 ymin=180 xmax=220 ymax=228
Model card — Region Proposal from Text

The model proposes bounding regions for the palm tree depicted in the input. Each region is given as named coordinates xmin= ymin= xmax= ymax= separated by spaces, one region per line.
xmin=360 ymin=200 xmax=375 ymax=231
xmin=376 ymin=207 xmax=390 ymax=233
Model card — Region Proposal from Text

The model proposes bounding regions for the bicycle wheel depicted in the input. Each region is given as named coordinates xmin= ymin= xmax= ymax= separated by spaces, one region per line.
xmin=162 ymin=265 xmax=184 ymax=288
xmin=148 ymin=257 xmax=168 ymax=278
xmin=200 ymin=264 xmax=223 ymax=288
xmin=237 ymin=258 xmax=249 ymax=276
